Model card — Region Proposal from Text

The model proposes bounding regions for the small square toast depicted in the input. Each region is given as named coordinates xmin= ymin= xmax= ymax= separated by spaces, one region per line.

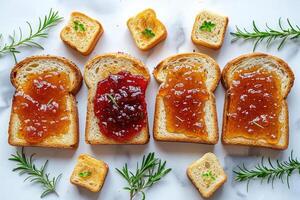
xmin=187 ymin=153 xmax=227 ymax=198
xmin=191 ymin=10 xmax=228 ymax=50
xmin=127 ymin=8 xmax=167 ymax=51
xmin=60 ymin=12 xmax=103 ymax=56
xmin=70 ymin=154 xmax=108 ymax=192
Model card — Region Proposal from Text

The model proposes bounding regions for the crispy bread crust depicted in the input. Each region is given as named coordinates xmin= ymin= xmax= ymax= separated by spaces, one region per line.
xmin=84 ymin=52 xmax=150 ymax=144
xmin=8 ymin=55 xmax=82 ymax=148
xmin=221 ymin=53 xmax=294 ymax=150
xmin=60 ymin=11 xmax=103 ymax=56
xmin=153 ymin=53 xmax=220 ymax=144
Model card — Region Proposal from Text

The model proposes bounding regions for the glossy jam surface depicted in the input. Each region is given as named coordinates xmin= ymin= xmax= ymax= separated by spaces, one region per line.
xmin=226 ymin=66 xmax=281 ymax=144
xmin=14 ymin=71 xmax=70 ymax=143
xmin=159 ymin=65 xmax=209 ymax=137
xmin=94 ymin=71 xmax=148 ymax=142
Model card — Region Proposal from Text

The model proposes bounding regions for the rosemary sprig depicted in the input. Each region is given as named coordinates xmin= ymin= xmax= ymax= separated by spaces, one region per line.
xmin=231 ymin=18 xmax=300 ymax=51
xmin=9 ymin=148 xmax=62 ymax=198
xmin=234 ymin=151 xmax=300 ymax=190
xmin=116 ymin=152 xmax=172 ymax=200
xmin=106 ymin=93 xmax=119 ymax=108
xmin=0 ymin=9 xmax=63 ymax=63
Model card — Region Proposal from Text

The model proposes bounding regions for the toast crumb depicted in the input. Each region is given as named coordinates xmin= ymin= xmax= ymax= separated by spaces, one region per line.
xmin=191 ymin=10 xmax=228 ymax=50
xmin=127 ymin=8 xmax=167 ymax=51
xmin=60 ymin=12 xmax=103 ymax=55
xmin=70 ymin=154 xmax=108 ymax=192
xmin=187 ymin=153 xmax=227 ymax=198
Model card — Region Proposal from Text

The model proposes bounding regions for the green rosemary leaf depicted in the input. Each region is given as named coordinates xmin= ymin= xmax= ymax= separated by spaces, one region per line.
xmin=106 ymin=93 xmax=119 ymax=108
xmin=9 ymin=148 xmax=62 ymax=198
xmin=200 ymin=20 xmax=216 ymax=32
xmin=73 ymin=20 xmax=86 ymax=32
xmin=116 ymin=152 xmax=171 ymax=200
xmin=231 ymin=18 xmax=300 ymax=51
xmin=233 ymin=151 xmax=300 ymax=189
xmin=0 ymin=9 xmax=63 ymax=63
xmin=79 ymin=171 xmax=92 ymax=178
xmin=142 ymin=28 xmax=155 ymax=38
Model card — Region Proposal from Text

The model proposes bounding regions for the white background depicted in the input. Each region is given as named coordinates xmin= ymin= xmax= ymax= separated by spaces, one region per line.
xmin=1 ymin=0 xmax=300 ymax=199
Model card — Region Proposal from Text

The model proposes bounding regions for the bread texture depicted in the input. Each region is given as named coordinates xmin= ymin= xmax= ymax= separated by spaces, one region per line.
xmin=84 ymin=53 xmax=150 ymax=144
xmin=191 ymin=10 xmax=228 ymax=50
xmin=222 ymin=53 xmax=294 ymax=150
xmin=127 ymin=8 xmax=167 ymax=51
xmin=60 ymin=11 xmax=103 ymax=55
xmin=187 ymin=153 xmax=227 ymax=198
xmin=70 ymin=154 xmax=108 ymax=192
xmin=153 ymin=53 xmax=220 ymax=144
xmin=8 ymin=55 xmax=82 ymax=148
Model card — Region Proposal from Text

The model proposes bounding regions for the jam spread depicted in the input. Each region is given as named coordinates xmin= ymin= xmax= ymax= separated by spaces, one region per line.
xmin=158 ymin=65 xmax=209 ymax=137
xmin=226 ymin=66 xmax=281 ymax=144
xmin=94 ymin=71 xmax=148 ymax=142
xmin=13 ymin=71 xmax=70 ymax=143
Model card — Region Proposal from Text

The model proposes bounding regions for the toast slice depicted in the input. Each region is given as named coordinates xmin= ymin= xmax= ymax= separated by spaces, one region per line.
xmin=187 ymin=153 xmax=227 ymax=198
xmin=8 ymin=55 xmax=82 ymax=148
xmin=70 ymin=154 xmax=108 ymax=192
xmin=127 ymin=8 xmax=167 ymax=51
xmin=60 ymin=11 xmax=103 ymax=56
xmin=153 ymin=53 xmax=220 ymax=144
xmin=84 ymin=53 xmax=150 ymax=144
xmin=191 ymin=10 xmax=228 ymax=50
xmin=222 ymin=53 xmax=294 ymax=149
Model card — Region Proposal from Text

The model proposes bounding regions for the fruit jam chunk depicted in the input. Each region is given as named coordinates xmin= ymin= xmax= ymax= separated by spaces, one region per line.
xmin=159 ymin=65 xmax=209 ymax=138
xmin=94 ymin=71 xmax=148 ymax=142
xmin=226 ymin=66 xmax=281 ymax=144
xmin=14 ymin=71 xmax=70 ymax=143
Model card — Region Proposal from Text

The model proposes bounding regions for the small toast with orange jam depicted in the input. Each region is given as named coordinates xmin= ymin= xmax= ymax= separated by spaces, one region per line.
xmin=153 ymin=53 xmax=220 ymax=144
xmin=8 ymin=56 xmax=82 ymax=148
xmin=127 ymin=8 xmax=167 ymax=51
xmin=222 ymin=53 xmax=294 ymax=149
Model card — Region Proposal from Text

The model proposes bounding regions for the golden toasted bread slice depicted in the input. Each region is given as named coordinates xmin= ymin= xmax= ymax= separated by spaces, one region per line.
xmin=127 ymin=8 xmax=167 ymax=51
xmin=8 ymin=55 xmax=82 ymax=148
xmin=70 ymin=154 xmax=108 ymax=192
xmin=84 ymin=53 xmax=150 ymax=144
xmin=191 ymin=10 xmax=228 ymax=50
xmin=60 ymin=12 xmax=103 ymax=55
xmin=222 ymin=53 xmax=294 ymax=150
xmin=153 ymin=53 xmax=220 ymax=144
xmin=187 ymin=153 xmax=227 ymax=198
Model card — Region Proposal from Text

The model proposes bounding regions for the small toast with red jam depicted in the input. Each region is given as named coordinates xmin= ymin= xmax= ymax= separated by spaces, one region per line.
xmin=8 ymin=56 xmax=82 ymax=148
xmin=84 ymin=53 xmax=150 ymax=144
xmin=153 ymin=53 xmax=220 ymax=144
xmin=222 ymin=53 xmax=294 ymax=149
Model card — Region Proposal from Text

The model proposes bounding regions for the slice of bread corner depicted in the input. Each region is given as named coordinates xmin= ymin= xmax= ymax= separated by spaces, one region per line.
xmin=222 ymin=53 xmax=294 ymax=150
xmin=60 ymin=11 xmax=103 ymax=56
xmin=8 ymin=55 xmax=83 ymax=148
xmin=70 ymin=154 xmax=109 ymax=192
xmin=84 ymin=52 xmax=150 ymax=144
xmin=127 ymin=8 xmax=167 ymax=51
xmin=187 ymin=153 xmax=227 ymax=198
xmin=153 ymin=53 xmax=220 ymax=144
xmin=191 ymin=10 xmax=228 ymax=50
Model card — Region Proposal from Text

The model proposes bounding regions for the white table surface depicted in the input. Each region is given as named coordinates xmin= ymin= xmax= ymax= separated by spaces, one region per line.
xmin=1 ymin=0 xmax=300 ymax=199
